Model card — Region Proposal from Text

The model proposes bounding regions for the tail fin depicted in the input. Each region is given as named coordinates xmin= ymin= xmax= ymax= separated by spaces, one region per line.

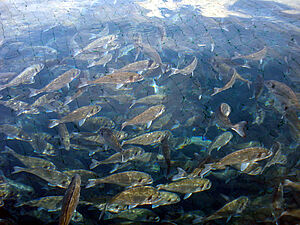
xmin=129 ymin=100 xmax=136 ymax=109
xmin=231 ymin=121 xmax=247 ymax=137
xmin=211 ymin=88 xmax=221 ymax=96
xmin=29 ymin=88 xmax=41 ymax=97
xmin=85 ymin=179 xmax=98 ymax=188
xmin=48 ymin=119 xmax=60 ymax=128
xmin=3 ymin=146 xmax=15 ymax=155
xmin=12 ymin=166 xmax=26 ymax=174
xmin=90 ymin=159 xmax=100 ymax=170
xmin=171 ymin=167 xmax=187 ymax=181
xmin=78 ymin=78 xmax=89 ymax=88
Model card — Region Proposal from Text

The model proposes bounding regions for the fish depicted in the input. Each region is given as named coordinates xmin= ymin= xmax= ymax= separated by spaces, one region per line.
xmin=170 ymin=56 xmax=198 ymax=76
xmin=29 ymin=133 xmax=56 ymax=156
xmin=31 ymin=92 xmax=62 ymax=108
xmin=98 ymin=128 xmax=123 ymax=152
xmin=59 ymin=174 xmax=81 ymax=225
xmin=43 ymin=99 xmax=70 ymax=114
xmin=115 ymin=44 xmax=135 ymax=61
xmin=74 ymin=34 xmax=117 ymax=56
xmin=280 ymin=208 xmax=300 ymax=219
xmin=108 ymin=186 xmax=161 ymax=208
xmin=12 ymin=166 xmax=71 ymax=188
xmin=161 ymin=132 xmax=172 ymax=176
xmin=79 ymin=72 xmax=144 ymax=89
xmin=213 ymin=103 xmax=247 ymax=137
xmin=122 ymin=104 xmax=166 ymax=130
xmin=0 ymin=64 xmax=44 ymax=91
xmin=129 ymin=94 xmax=166 ymax=109
xmin=48 ymin=105 xmax=102 ymax=128
xmin=89 ymin=147 xmax=144 ymax=169
xmin=0 ymin=98 xmax=39 ymax=116
xmin=87 ymin=53 xmax=113 ymax=68
xmin=63 ymin=87 xmax=87 ymax=105
xmin=152 ymin=191 xmax=180 ymax=208
xmin=29 ymin=68 xmax=80 ymax=97
xmin=122 ymin=130 xmax=169 ymax=146
xmin=232 ymin=46 xmax=267 ymax=63
xmin=210 ymin=147 xmax=273 ymax=170
xmin=272 ymin=182 xmax=284 ymax=221
xmin=86 ymin=171 xmax=153 ymax=188
xmin=80 ymin=116 xmax=115 ymax=131
xmin=157 ymin=178 xmax=211 ymax=199
xmin=261 ymin=142 xmax=287 ymax=173
xmin=251 ymin=74 xmax=264 ymax=100
xmin=207 ymin=131 xmax=233 ymax=155
xmin=114 ymin=60 xmax=159 ymax=73
xmin=58 ymin=124 xmax=71 ymax=151
xmin=0 ymin=124 xmax=32 ymax=141
xmin=211 ymin=69 xmax=251 ymax=96
xmin=3 ymin=146 xmax=56 ymax=170
xmin=16 ymin=196 xmax=64 ymax=211
xmin=193 ymin=196 xmax=249 ymax=223
xmin=264 ymin=80 xmax=300 ymax=112
xmin=135 ymin=41 xmax=163 ymax=66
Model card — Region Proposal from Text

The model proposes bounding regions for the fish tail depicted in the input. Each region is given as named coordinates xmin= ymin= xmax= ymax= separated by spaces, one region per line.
xmin=29 ymin=88 xmax=41 ymax=97
xmin=129 ymin=100 xmax=136 ymax=109
xmin=211 ymin=88 xmax=220 ymax=96
xmin=232 ymin=121 xmax=247 ymax=137
xmin=89 ymin=159 xmax=100 ymax=169
xmin=12 ymin=166 xmax=26 ymax=174
xmin=48 ymin=119 xmax=59 ymax=128
xmin=85 ymin=179 xmax=98 ymax=188
xmin=78 ymin=77 xmax=89 ymax=88
xmin=3 ymin=146 xmax=15 ymax=155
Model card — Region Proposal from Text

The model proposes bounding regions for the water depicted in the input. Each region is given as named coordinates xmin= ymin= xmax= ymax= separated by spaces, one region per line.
xmin=0 ymin=0 xmax=299 ymax=224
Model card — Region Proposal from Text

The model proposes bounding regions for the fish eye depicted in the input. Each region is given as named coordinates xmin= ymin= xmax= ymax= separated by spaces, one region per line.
xmin=167 ymin=198 xmax=172 ymax=202
xmin=271 ymin=84 xmax=275 ymax=88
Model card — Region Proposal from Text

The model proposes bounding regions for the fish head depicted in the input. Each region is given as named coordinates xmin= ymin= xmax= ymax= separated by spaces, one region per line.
xmin=219 ymin=103 xmax=231 ymax=117
xmin=137 ymin=175 xmax=153 ymax=186
xmin=264 ymin=80 xmax=278 ymax=92
xmin=130 ymin=73 xmax=144 ymax=82
xmin=108 ymin=204 xmax=128 ymax=213
xmin=91 ymin=105 xmax=102 ymax=115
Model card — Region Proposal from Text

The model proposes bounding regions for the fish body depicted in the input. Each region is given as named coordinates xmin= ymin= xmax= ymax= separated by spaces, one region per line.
xmin=31 ymin=92 xmax=61 ymax=108
xmin=232 ymin=46 xmax=267 ymax=61
xmin=214 ymin=103 xmax=247 ymax=137
xmin=80 ymin=116 xmax=115 ymax=131
xmin=264 ymin=80 xmax=300 ymax=111
xmin=89 ymin=147 xmax=144 ymax=169
xmin=49 ymin=105 xmax=101 ymax=128
xmin=79 ymin=72 xmax=143 ymax=88
xmin=252 ymin=74 xmax=264 ymax=100
xmin=211 ymin=147 xmax=273 ymax=170
xmin=87 ymin=53 xmax=113 ymax=68
xmin=86 ymin=171 xmax=152 ymax=188
xmin=284 ymin=179 xmax=300 ymax=191
xmin=64 ymin=87 xmax=87 ymax=105
xmin=122 ymin=105 xmax=166 ymax=129
xmin=98 ymin=128 xmax=123 ymax=152
xmin=59 ymin=174 xmax=81 ymax=225
xmin=161 ymin=132 xmax=171 ymax=176
xmin=3 ymin=146 xmax=56 ymax=169
xmin=152 ymin=191 xmax=180 ymax=208
xmin=208 ymin=131 xmax=233 ymax=155
xmin=109 ymin=186 xmax=161 ymax=207
xmin=0 ymin=64 xmax=44 ymax=91
xmin=203 ymin=196 xmax=249 ymax=222
xmin=58 ymin=124 xmax=71 ymax=151
xmin=0 ymin=124 xmax=32 ymax=141
xmin=157 ymin=178 xmax=211 ymax=199
xmin=16 ymin=196 xmax=64 ymax=211
xmin=122 ymin=131 xmax=168 ymax=146
xmin=29 ymin=68 xmax=80 ymax=97
xmin=12 ymin=166 xmax=71 ymax=188
xmin=170 ymin=56 xmax=197 ymax=76
xmin=63 ymin=170 xmax=97 ymax=186
xmin=129 ymin=94 xmax=166 ymax=109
